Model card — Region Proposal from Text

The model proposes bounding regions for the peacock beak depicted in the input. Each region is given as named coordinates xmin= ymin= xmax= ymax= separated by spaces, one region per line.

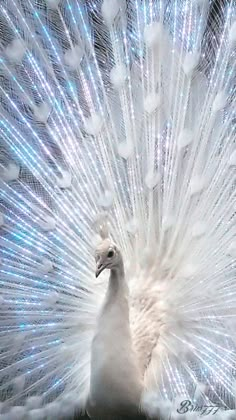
xmin=95 ymin=262 xmax=105 ymax=278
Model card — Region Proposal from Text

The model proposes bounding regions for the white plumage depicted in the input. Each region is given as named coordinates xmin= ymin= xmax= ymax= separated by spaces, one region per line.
xmin=0 ymin=0 xmax=235 ymax=419
xmin=88 ymin=239 xmax=143 ymax=418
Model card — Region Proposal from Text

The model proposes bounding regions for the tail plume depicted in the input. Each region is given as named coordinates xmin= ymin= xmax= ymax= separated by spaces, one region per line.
xmin=0 ymin=0 xmax=235 ymax=418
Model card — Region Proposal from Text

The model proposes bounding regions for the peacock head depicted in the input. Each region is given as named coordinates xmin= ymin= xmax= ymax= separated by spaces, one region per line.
xmin=95 ymin=239 xmax=121 ymax=278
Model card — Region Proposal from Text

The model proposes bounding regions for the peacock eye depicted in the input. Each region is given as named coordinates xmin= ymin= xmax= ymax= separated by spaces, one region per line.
xmin=107 ymin=250 xmax=114 ymax=258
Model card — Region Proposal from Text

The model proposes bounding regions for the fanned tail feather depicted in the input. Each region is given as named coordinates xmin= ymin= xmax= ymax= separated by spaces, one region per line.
xmin=0 ymin=0 xmax=235 ymax=418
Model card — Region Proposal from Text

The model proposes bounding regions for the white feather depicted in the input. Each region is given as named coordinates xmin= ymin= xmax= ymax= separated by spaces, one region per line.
xmin=0 ymin=0 xmax=235 ymax=418
xmin=5 ymin=39 xmax=26 ymax=63
xmin=110 ymin=64 xmax=127 ymax=90
xmin=64 ymin=45 xmax=83 ymax=69
xmin=229 ymin=21 xmax=236 ymax=46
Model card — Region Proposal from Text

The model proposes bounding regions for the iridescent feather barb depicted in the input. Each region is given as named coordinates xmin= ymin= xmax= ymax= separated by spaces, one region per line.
xmin=0 ymin=0 xmax=235 ymax=419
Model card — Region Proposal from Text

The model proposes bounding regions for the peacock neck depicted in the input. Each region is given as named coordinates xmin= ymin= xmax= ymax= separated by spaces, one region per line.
xmin=89 ymin=258 xmax=143 ymax=417
xmin=111 ymin=262 xmax=125 ymax=279
xmin=106 ymin=262 xmax=128 ymax=302
xmin=97 ymin=261 xmax=129 ymax=322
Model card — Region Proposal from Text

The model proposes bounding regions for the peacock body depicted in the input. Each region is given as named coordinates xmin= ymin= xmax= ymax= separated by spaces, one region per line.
xmin=0 ymin=0 xmax=236 ymax=418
